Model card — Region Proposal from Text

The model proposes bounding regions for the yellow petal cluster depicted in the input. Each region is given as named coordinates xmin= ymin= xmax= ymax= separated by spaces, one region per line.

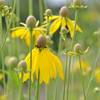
xmin=45 ymin=15 xmax=82 ymax=38
xmin=10 ymin=26 xmax=46 ymax=46
xmin=22 ymin=48 xmax=64 ymax=84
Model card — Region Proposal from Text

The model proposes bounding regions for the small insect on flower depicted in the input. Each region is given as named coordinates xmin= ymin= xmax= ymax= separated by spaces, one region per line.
xmin=94 ymin=68 xmax=100 ymax=83
xmin=44 ymin=6 xmax=82 ymax=38
xmin=22 ymin=35 xmax=64 ymax=84
xmin=10 ymin=15 xmax=46 ymax=46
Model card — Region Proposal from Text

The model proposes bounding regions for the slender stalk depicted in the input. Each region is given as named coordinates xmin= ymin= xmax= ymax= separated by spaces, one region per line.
xmin=29 ymin=0 xmax=33 ymax=15
xmin=63 ymin=55 xmax=67 ymax=100
xmin=71 ymin=9 xmax=78 ymax=49
xmin=19 ymin=72 xmax=24 ymax=100
xmin=86 ymin=49 xmax=100 ymax=95
xmin=0 ymin=0 xmax=16 ymax=50
xmin=79 ymin=56 xmax=86 ymax=100
xmin=43 ymin=0 xmax=47 ymax=9
xmin=66 ymin=56 xmax=71 ymax=100
xmin=63 ymin=8 xmax=78 ymax=100
xmin=36 ymin=71 xmax=40 ymax=100
xmin=16 ymin=0 xmax=20 ymax=25
xmin=0 ymin=15 xmax=6 ymax=94
xmin=54 ymin=30 xmax=63 ymax=100
xmin=29 ymin=29 xmax=33 ymax=100
xmin=58 ymin=33 xmax=62 ymax=56
xmin=39 ymin=0 xmax=44 ymax=23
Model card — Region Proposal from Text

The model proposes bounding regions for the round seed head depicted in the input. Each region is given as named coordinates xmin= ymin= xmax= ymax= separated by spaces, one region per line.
xmin=74 ymin=43 xmax=82 ymax=53
xmin=37 ymin=35 xmax=47 ymax=48
xmin=7 ymin=57 xmax=18 ymax=68
xmin=45 ymin=9 xmax=52 ymax=17
xmin=59 ymin=6 xmax=68 ymax=17
xmin=26 ymin=15 xmax=36 ymax=28
xmin=18 ymin=60 xmax=27 ymax=72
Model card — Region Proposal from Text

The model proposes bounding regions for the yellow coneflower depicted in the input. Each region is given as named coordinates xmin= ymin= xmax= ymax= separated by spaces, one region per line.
xmin=10 ymin=16 xmax=46 ymax=46
xmin=94 ymin=68 xmax=100 ymax=83
xmin=22 ymin=35 xmax=64 ymax=84
xmin=73 ymin=60 xmax=91 ymax=75
xmin=45 ymin=6 xmax=82 ymax=38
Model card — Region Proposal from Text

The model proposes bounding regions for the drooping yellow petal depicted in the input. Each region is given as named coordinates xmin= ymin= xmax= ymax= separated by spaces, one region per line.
xmin=67 ymin=18 xmax=82 ymax=38
xmin=61 ymin=17 xmax=67 ymax=28
xmin=45 ymin=48 xmax=57 ymax=79
xmin=44 ymin=15 xmax=59 ymax=21
xmin=11 ymin=26 xmax=45 ymax=46
xmin=49 ymin=17 xmax=61 ymax=35
xmin=38 ymin=49 xmax=50 ymax=84
xmin=46 ymin=49 xmax=64 ymax=80
xmin=46 ymin=49 xmax=57 ymax=79
xmin=22 ymin=73 xmax=29 ymax=82
xmin=22 ymin=48 xmax=39 ymax=82
xmin=11 ymin=27 xmax=28 ymax=39
xmin=24 ymin=47 xmax=64 ymax=84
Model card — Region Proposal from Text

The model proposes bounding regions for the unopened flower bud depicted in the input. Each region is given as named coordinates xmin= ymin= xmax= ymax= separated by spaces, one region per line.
xmin=45 ymin=9 xmax=52 ymax=17
xmin=74 ymin=43 xmax=82 ymax=53
xmin=46 ymin=35 xmax=53 ymax=45
xmin=37 ymin=35 xmax=46 ymax=48
xmin=7 ymin=57 xmax=18 ymax=68
xmin=59 ymin=6 xmax=68 ymax=17
xmin=26 ymin=15 xmax=36 ymax=28
xmin=18 ymin=60 xmax=27 ymax=72
xmin=73 ymin=0 xmax=82 ymax=6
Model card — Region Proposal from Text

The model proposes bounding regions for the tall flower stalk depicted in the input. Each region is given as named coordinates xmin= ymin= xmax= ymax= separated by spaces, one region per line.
xmin=63 ymin=8 xmax=78 ymax=100
xmin=39 ymin=0 xmax=44 ymax=23
xmin=0 ymin=15 xmax=6 ymax=94
xmin=29 ymin=0 xmax=33 ymax=15
xmin=26 ymin=16 xmax=36 ymax=100
xmin=79 ymin=55 xmax=86 ymax=100
xmin=36 ymin=71 xmax=40 ymax=100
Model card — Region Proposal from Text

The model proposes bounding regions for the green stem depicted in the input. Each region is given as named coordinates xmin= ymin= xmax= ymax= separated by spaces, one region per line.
xmin=0 ymin=0 xmax=16 ymax=50
xmin=36 ymin=71 xmax=40 ymax=100
xmin=43 ymin=0 xmax=47 ymax=9
xmin=16 ymin=0 xmax=20 ymax=25
xmin=58 ymin=33 xmax=62 ymax=56
xmin=66 ymin=56 xmax=71 ymax=100
xmin=79 ymin=55 xmax=86 ymax=100
xmin=29 ymin=0 xmax=33 ymax=15
xmin=46 ymin=16 xmax=50 ymax=35
xmin=29 ymin=29 xmax=33 ymax=100
xmin=39 ymin=0 xmax=44 ymax=23
xmin=86 ymin=49 xmax=100 ymax=95
xmin=0 ymin=15 xmax=6 ymax=94
xmin=63 ymin=55 xmax=67 ymax=100
xmin=19 ymin=72 xmax=24 ymax=100
xmin=71 ymin=9 xmax=78 ymax=49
